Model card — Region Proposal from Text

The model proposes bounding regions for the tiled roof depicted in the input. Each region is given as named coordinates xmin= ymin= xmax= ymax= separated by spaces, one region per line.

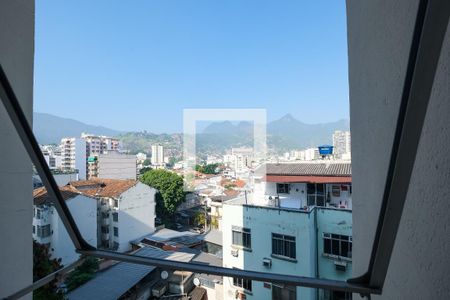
xmin=68 ymin=178 xmax=138 ymax=198
xmin=265 ymin=175 xmax=351 ymax=184
xmin=33 ymin=179 xmax=139 ymax=205
xmin=33 ymin=185 xmax=81 ymax=205
xmin=259 ymin=162 xmax=351 ymax=177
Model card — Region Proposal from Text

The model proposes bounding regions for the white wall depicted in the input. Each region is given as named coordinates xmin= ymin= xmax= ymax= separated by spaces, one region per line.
xmin=74 ymin=138 xmax=87 ymax=180
xmin=98 ymin=152 xmax=137 ymax=180
xmin=0 ymin=0 xmax=34 ymax=297
xmin=115 ymin=182 xmax=156 ymax=252
xmin=50 ymin=195 xmax=97 ymax=266
xmin=347 ymin=0 xmax=450 ymax=298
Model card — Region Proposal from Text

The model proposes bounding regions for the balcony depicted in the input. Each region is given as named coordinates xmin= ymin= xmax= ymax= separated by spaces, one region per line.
xmin=101 ymin=233 xmax=110 ymax=241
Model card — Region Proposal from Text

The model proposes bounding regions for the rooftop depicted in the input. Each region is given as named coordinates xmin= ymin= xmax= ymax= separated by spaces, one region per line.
xmin=192 ymin=251 xmax=223 ymax=282
xmin=203 ymin=229 xmax=223 ymax=246
xmin=33 ymin=185 xmax=83 ymax=205
xmin=257 ymin=162 xmax=351 ymax=177
xmin=68 ymin=178 xmax=138 ymax=198
xmin=67 ymin=247 xmax=195 ymax=300
xmin=133 ymin=228 xmax=203 ymax=249
xmin=33 ymin=178 xmax=140 ymax=205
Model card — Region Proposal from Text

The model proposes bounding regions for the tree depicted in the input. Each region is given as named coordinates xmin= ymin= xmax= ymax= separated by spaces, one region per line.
xmin=140 ymin=169 xmax=185 ymax=216
xmin=66 ymin=257 xmax=99 ymax=291
xmin=195 ymin=163 xmax=219 ymax=174
xmin=194 ymin=211 xmax=206 ymax=227
xmin=142 ymin=159 xmax=151 ymax=166
xmin=139 ymin=166 xmax=152 ymax=175
xmin=33 ymin=241 xmax=64 ymax=300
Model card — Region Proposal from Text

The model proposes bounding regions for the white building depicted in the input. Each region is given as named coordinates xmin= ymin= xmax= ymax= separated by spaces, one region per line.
xmin=33 ymin=186 xmax=97 ymax=266
xmin=67 ymin=179 xmax=157 ymax=252
xmin=60 ymin=137 xmax=87 ymax=179
xmin=33 ymin=179 xmax=157 ymax=261
xmin=332 ymin=131 xmax=351 ymax=159
xmin=41 ymin=144 xmax=63 ymax=169
xmin=88 ymin=151 xmax=137 ymax=180
xmin=81 ymin=133 xmax=121 ymax=156
xmin=151 ymin=144 xmax=165 ymax=166
xmin=222 ymin=162 xmax=353 ymax=300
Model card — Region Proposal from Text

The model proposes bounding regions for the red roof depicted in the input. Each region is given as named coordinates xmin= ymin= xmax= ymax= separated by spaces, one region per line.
xmin=265 ymin=175 xmax=351 ymax=184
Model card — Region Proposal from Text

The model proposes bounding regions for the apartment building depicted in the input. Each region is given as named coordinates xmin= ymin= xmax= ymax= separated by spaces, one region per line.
xmin=33 ymin=179 xmax=157 ymax=264
xmin=332 ymin=131 xmax=351 ymax=160
xmin=87 ymin=151 xmax=137 ymax=180
xmin=222 ymin=162 xmax=352 ymax=300
xmin=60 ymin=137 xmax=87 ymax=179
xmin=41 ymin=145 xmax=63 ymax=169
xmin=151 ymin=144 xmax=165 ymax=166
xmin=33 ymin=186 xmax=97 ymax=266
xmin=81 ymin=133 xmax=121 ymax=156
xmin=67 ymin=179 xmax=157 ymax=252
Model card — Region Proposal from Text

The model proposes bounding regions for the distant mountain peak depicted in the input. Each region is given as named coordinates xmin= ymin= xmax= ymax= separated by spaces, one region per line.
xmin=280 ymin=113 xmax=295 ymax=121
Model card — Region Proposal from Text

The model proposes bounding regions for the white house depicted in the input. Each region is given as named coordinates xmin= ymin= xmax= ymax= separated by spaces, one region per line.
xmin=33 ymin=178 xmax=157 ymax=263
xmin=68 ymin=179 xmax=157 ymax=252
xmin=33 ymin=186 xmax=97 ymax=266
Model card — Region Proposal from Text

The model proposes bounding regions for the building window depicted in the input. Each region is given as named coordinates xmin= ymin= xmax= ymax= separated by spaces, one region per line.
xmin=272 ymin=284 xmax=296 ymax=300
xmin=101 ymin=226 xmax=109 ymax=234
xmin=113 ymin=227 xmax=119 ymax=237
xmin=272 ymin=233 xmax=296 ymax=259
xmin=113 ymin=242 xmax=119 ymax=250
xmin=276 ymin=183 xmax=289 ymax=194
xmin=113 ymin=199 xmax=119 ymax=208
xmin=307 ymin=183 xmax=325 ymax=206
xmin=32 ymin=225 xmax=35 ymax=234
xmin=323 ymin=289 xmax=352 ymax=300
xmin=233 ymin=277 xmax=252 ymax=292
xmin=232 ymin=226 xmax=251 ymax=249
xmin=332 ymin=185 xmax=341 ymax=197
xmin=323 ymin=233 xmax=352 ymax=258
xmin=112 ymin=212 xmax=118 ymax=222
xmin=37 ymin=224 xmax=51 ymax=238
xmin=35 ymin=208 xmax=42 ymax=219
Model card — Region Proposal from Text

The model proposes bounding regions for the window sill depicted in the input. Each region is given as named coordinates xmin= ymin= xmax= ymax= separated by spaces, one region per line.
xmin=233 ymin=287 xmax=253 ymax=295
xmin=232 ymin=245 xmax=252 ymax=252
xmin=271 ymin=254 xmax=297 ymax=263
xmin=322 ymin=253 xmax=352 ymax=262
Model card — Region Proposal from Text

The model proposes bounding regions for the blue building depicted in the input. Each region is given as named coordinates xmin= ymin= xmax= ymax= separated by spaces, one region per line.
xmin=222 ymin=162 xmax=352 ymax=300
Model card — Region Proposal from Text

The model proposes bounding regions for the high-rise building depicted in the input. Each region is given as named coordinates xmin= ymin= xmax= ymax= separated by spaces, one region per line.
xmin=151 ymin=144 xmax=164 ymax=166
xmin=333 ymin=131 xmax=351 ymax=158
xmin=81 ymin=133 xmax=121 ymax=156
xmin=60 ymin=137 xmax=87 ymax=179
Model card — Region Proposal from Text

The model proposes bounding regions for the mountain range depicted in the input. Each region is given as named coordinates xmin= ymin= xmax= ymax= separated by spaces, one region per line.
xmin=200 ymin=114 xmax=349 ymax=151
xmin=33 ymin=113 xmax=123 ymax=144
xmin=33 ymin=112 xmax=349 ymax=153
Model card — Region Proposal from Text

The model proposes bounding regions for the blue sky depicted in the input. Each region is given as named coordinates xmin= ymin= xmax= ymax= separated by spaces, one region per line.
xmin=34 ymin=0 xmax=349 ymax=133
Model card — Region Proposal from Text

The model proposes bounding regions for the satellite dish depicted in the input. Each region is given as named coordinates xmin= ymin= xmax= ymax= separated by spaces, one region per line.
xmin=193 ymin=277 xmax=200 ymax=286
xmin=160 ymin=270 xmax=169 ymax=280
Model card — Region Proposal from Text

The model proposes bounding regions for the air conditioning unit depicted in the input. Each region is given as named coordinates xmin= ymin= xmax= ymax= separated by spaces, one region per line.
xmin=262 ymin=257 xmax=272 ymax=268
xmin=231 ymin=249 xmax=239 ymax=257
xmin=334 ymin=260 xmax=347 ymax=271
